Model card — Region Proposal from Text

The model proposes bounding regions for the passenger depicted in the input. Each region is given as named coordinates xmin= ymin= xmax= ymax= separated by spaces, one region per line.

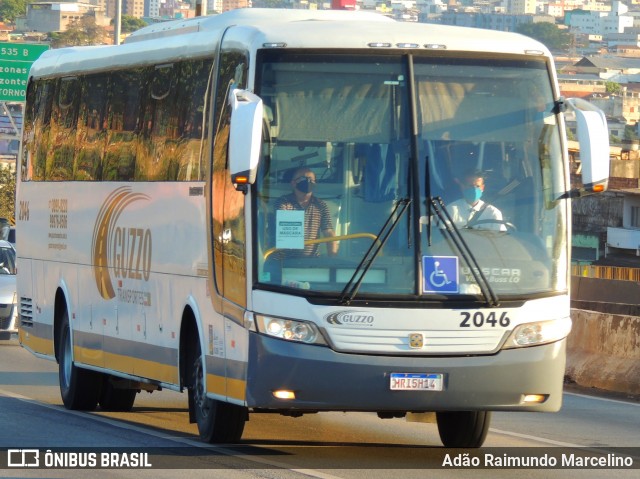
xmin=275 ymin=167 xmax=338 ymax=256
xmin=446 ymin=169 xmax=507 ymax=232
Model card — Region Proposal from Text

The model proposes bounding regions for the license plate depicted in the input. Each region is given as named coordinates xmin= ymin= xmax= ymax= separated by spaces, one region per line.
xmin=390 ymin=373 xmax=443 ymax=391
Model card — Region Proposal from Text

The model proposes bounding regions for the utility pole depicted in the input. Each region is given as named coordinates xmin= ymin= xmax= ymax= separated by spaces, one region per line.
xmin=114 ymin=0 xmax=122 ymax=45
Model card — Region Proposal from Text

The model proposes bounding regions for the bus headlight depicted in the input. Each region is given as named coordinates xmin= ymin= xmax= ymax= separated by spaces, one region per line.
xmin=255 ymin=314 xmax=327 ymax=345
xmin=503 ymin=317 xmax=572 ymax=349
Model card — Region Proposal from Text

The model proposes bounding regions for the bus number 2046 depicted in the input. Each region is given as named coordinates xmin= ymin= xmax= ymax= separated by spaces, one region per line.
xmin=459 ymin=311 xmax=510 ymax=328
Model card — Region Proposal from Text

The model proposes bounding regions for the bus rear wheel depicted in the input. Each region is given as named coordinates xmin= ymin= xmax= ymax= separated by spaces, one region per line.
xmin=189 ymin=346 xmax=246 ymax=443
xmin=58 ymin=311 xmax=101 ymax=410
xmin=436 ymin=411 xmax=491 ymax=448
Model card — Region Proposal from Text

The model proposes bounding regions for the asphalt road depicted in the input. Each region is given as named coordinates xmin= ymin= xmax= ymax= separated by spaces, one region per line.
xmin=0 ymin=337 xmax=638 ymax=479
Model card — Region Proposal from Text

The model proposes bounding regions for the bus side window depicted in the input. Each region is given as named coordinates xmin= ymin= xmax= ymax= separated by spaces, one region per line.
xmin=47 ymin=77 xmax=79 ymax=181
xmin=75 ymin=74 xmax=108 ymax=181
xmin=22 ymin=81 xmax=44 ymax=181
xmin=136 ymin=65 xmax=177 ymax=180
xmin=171 ymin=59 xmax=214 ymax=181
xmin=104 ymin=70 xmax=143 ymax=181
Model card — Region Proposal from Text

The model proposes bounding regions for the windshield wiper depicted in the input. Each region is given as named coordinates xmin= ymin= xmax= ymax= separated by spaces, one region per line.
xmin=339 ymin=198 xmax=411 ymax=305
xmin=430 ymin=197 xmax=500 ymax=307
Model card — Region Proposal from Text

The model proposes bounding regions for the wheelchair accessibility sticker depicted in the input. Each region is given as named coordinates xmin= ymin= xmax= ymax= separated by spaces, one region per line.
xmin=423 ymin=256 xmax=459 ymax=293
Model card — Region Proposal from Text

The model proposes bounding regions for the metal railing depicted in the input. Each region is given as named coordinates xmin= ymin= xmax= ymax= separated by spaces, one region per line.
xmin=571 ymin=264 xmax=640 ymax=281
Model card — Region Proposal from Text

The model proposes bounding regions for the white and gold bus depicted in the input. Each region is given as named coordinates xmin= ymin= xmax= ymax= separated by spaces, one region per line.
xmin=17 ymin=8 xmax=609 ymax=448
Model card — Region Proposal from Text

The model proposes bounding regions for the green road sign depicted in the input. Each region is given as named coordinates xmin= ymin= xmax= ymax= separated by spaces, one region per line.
xmin=0 ymin=43 xmax=50 ymax=62
xmin=0 ymin=60 xmax=30 ymax=102
xmin=0 ymin=42 xmax=49 ymax=102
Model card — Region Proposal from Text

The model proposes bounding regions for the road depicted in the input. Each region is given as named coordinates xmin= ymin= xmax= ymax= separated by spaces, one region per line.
xmin=0 ymin=337 xmax=638 ymax=479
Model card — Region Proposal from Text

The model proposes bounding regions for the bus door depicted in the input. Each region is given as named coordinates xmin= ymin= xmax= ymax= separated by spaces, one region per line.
xmin=210 ymin=39 xmax=250 ymax=404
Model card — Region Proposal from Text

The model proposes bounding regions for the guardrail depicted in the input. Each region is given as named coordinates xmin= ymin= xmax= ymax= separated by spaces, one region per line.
xmin=571 ymin=264 xmax=640 ymax=281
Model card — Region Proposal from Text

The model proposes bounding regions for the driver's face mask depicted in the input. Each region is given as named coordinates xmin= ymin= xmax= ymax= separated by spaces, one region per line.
xmin=294 ymin=176 xmax=315 ymax=194
xmin=463 ymin=186 xmax=482 ymax=204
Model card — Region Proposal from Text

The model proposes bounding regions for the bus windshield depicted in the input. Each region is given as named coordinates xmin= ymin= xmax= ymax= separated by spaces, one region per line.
xmin=254 ymin=51 xmax=567 ymax=301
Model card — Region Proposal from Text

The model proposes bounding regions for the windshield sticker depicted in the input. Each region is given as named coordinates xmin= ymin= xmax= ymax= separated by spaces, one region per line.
xmin=276 ymin=210 xmax=304 ymax=249
xmin=423 ymin=256 xmax=459 ymax=294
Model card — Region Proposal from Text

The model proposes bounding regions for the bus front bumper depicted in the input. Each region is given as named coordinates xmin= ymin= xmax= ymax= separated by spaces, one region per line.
xmin=246 ymin=331 xmax=566 ymax=413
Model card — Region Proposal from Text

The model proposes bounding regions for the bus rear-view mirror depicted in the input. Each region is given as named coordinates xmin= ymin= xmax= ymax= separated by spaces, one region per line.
xmin=229 ymin=89 xmax=263 ymax=192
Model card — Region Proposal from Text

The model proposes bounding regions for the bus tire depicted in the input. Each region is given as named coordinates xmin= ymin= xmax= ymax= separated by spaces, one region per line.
xmin=58 ymin=311 xmax=101 ymax=411
xmin=189 ymin=344 xmax=246 ymax=443
xmin=99 ymin=376 xmax=137 ymax=412
xmin=436 ymin=410 xmax=491 ymax=448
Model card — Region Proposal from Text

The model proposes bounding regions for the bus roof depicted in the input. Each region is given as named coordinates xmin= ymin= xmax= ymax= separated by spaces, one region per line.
xmin=29 ymin=8 xmax=551 ymax=80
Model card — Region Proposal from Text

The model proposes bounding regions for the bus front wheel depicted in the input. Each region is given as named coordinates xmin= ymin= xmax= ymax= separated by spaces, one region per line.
xmin=189 ymin=345 xmax=246 ymax=443
xmin=58 ymin=311 xmax=101 ymax=410
xmin=436 ymin=411 xmax=491 ymax=448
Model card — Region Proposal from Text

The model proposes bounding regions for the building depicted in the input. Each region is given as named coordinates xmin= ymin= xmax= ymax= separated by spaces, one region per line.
xmin=432 ymin=11 xmax=554 ymax=31
xmin=567 ymin=2 xmax=634 ymax=37
xmin=98 ymin=0 xmax=146 ymax=18
xmin=502 ymin=0 xmax=536 ymax=15
xmin=26 ymin=2 xmax=110 ymax=32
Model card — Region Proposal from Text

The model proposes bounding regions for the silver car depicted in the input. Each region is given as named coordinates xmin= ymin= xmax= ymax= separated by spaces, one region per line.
xmin=0 ymin=240 xmax=17 ymax=340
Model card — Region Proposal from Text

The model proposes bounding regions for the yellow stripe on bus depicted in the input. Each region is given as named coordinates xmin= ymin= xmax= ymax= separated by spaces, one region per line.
xmin=226 ymin=377 xmax=247 ymax=401
xmin=19 ymin=331 xmax=54 ymax=356
xmin=20 ymin=333 xmax=245 ymax=401
xmin=73 ymin=345 xmax=179 ymax=385
xmin=207 ymin=373 xmax=246 ymax=402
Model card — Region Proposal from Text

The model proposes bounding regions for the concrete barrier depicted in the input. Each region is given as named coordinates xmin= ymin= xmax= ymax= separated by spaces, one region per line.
xmin=566 ymin=308 xmax=640 ymax=395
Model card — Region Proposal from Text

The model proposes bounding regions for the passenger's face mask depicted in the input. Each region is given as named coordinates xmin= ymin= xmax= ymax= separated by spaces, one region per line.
xmin=294 ymin=177 xmax=315 ymax=194
xmin=463 ymin=186 xmax=482 ymax=204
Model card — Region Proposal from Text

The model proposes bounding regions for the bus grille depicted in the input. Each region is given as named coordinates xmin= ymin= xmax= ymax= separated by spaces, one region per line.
xmin=19 ymin=296 xmax=33 ymax=328
xmin=329 ymin=328 xmax=507 ymax=355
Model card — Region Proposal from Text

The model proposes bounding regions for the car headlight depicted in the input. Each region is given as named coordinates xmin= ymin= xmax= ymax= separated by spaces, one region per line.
xmin=254 ymin=314 xmax=327 ymax=345
xmin=502 ymin=317 xmax=572 ymax=349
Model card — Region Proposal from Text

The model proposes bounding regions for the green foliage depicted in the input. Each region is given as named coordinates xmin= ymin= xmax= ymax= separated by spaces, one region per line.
xmin=113 ymin=15 xmax=148 ymax=34
xmin=515 ymin=22 xmax=572 ymax=51
xmin=624 ymin=125 xmax=638 ymax=141
xmin=0 ymin=167 xmax=16 ymax=222
xmin=605 ymin=81 xmax=622 ymax=95
xmin=50 ymin=17 xmax=109 ymax=48
xmin=0 ymin=0 xmax=27 ymax=23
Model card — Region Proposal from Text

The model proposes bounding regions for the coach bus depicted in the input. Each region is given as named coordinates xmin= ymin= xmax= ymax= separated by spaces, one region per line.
xmin=16 ymin=8 xmax=609 ymax=448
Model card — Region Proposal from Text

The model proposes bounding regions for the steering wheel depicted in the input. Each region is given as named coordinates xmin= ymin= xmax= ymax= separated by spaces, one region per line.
xmin=469 ymin=219 xmax=517 ymax=231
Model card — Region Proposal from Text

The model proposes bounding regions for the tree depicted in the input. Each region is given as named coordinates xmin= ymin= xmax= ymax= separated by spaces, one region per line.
xmin=0 ymin=167 xmax=16 ymax=222
xmin=113 ymin=15 xmax=148 ymax=34
xmin=624 ymin=125 xmax=638 ymax=141
xmin=50 ymin=16 xmax=110 ymax=48
xmin=605 ymin=81 xmax=622 ymax=95
xmin=515 ymin=23 xmax=572 ymax=51
xmin=0 ymin=0 xmax=27 ymax=24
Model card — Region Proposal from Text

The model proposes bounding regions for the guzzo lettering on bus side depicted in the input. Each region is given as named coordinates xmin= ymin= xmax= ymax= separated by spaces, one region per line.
xmin=91 ymin=187 xmax=152 ymax=301
xmin=325 ymin=311 xmax=375 ymax=326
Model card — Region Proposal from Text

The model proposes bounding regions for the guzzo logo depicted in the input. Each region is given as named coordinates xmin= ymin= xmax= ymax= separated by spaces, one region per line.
xmin=92 ymin=187 xmax=151 ymax=300
xmin=325 ymin=311 xmax=375 ymax=326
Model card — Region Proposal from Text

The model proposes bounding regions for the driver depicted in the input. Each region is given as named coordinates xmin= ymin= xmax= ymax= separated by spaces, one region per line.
xmin=446 ymin=169 xmax=506 ymax=232
xmin=275 ymin=167 xmax=339 ymax=256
